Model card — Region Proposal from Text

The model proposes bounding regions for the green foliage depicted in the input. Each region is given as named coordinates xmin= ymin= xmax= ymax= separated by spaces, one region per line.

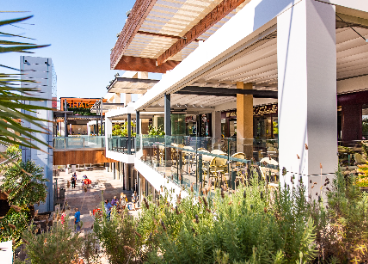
xmin=0 ymin=144 xmax=21 ymax=172
xmin=18 ymin=218 xmax=98 ymax=264
xmin=363 ymin=118 xmax=368 ymax=136
xmin=316 ymin=169 xmax=368 ymax=263
xmin=133 ymin=178 xmax=316 ymax=264
xmin=357 ymin=140 xmax=368 ymax=187
xmin=0 ymin=16 xmax=51 ymax=153
xmin=0 ymin=160 xmax=47 ymax=246
xmin=0 ymin=208 xmax=29 ymax=248
xmin=93 ymin=207 xmax=142 ymax=264
xmin=112 ymin=121 xmax=136 ymax=137
xmin=67 ymin=107 xmax=96 ymax=116
xmin=1 ymin=160 xmax=47 ymax=206
xmin=148 ymin=124 xmax=165 ymax=136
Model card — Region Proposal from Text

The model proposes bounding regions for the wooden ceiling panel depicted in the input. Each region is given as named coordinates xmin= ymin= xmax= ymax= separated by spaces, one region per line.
xmin=115 ymin=56 xmax=180 ymax=73
xmin=111 ymin=0 xmax=249 ymax=72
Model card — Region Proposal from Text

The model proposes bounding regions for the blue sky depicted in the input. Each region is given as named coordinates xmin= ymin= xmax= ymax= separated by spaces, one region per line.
xmin=1 ymin=1 xmax=161 ymax=100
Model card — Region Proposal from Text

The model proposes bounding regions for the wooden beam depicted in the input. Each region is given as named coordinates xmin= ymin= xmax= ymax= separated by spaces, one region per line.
xmin=157 ymin=0 xmax=246 ymax=65
xmin=137 ymin=31 xmax=201 ymax=42
xmin=110 ymin=0 xmax=158 ymax=70
xmin=138 ymin=31 xmax=182 ymax=40
xmin=114 ymin=55 xmax=180 ymax=73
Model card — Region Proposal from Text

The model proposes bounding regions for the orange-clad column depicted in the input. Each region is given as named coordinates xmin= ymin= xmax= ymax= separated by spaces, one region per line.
xmin=236 ymin=82 xmax=253 ymax=159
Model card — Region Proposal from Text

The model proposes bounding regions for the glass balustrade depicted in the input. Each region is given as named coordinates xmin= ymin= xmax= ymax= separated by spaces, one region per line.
xmin=53 ymin=136 xmax=105 ymax=149
xmin=338 ymin=140 xmax=365 ymax=167
xmin=107 ymin=137 xmax=136 ymax=155
xmin=135 ymin=135 xmax=280 ymax=195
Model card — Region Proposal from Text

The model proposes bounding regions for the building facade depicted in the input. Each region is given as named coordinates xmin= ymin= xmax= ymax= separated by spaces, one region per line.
xmin=103 ymin=0 xmax=368 ymax=205
xmin=21 ymin=56 xmax=56 ymax=213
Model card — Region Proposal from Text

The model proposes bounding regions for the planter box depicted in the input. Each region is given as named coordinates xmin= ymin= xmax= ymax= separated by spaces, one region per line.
xmin=359 ymin=187 xmax=368 ymax=192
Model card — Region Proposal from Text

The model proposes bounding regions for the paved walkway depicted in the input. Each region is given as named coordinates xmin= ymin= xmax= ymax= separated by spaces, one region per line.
xmin=55 ymin=168 xmax=136 ymax=232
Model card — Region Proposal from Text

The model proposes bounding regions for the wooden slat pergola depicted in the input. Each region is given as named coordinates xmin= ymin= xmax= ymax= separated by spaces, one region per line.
xmin=110 ymin=0 xmax=251 ymax=73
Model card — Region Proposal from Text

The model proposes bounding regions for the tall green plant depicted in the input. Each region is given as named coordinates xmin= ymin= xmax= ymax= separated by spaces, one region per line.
xmin=93 ymin=207 xmax=142 ymax=264
xmin=132 ymin=177 xmax=316 ymax=263
xmin=17 ymin=219 xmax=98 ymax=264
xmin=316 ymin=169 xmax=368 ymax=263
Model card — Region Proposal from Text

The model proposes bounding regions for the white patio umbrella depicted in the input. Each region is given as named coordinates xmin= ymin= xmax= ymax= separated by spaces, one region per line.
xmin=260 ymin=157 xmax=279 ymax=166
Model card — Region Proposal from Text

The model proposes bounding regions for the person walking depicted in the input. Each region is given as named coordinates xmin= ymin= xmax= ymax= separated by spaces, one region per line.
xmin=132 ymin=191 xmax=138 ymax=210
xmin=74 ymin=208 xmax=81 ymax=232
xmin=104 ymin=200 xmax=112 ymax=220
xmin=61 ymin=209 xmax=66 ymax=225
xmin=71 ymin=176 xmax=76 ymax=189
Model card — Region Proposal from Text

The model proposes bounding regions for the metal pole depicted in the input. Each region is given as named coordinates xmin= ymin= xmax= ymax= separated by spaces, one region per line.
xmin=64 ymin=99 xmax=68 ymax=137
xmin=96 ymin=120 xmax=99 ymax=136
xmin=136 ymin=111 xmax=140 ymax=135
xmin=100 ymin=98 xmax=104 ymax=136
xmin=198 ymin=154 xmax=202 ymax=195
xmin=164 ymin=94 xmax=171 ymax=136
xmin=127 ymin=114 xmax=131 ymax=154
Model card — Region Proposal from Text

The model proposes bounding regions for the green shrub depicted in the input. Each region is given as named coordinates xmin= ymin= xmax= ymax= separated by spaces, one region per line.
xmin=17 ymin=218 xmax=98 ymax=264
xmin=134 ymin=178 xmax=316 ymax=263
xmin=93 ymin=207 xmax=142 ymax=264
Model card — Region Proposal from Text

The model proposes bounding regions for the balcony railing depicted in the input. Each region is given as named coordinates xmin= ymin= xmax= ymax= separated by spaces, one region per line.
xmin=135 ymin=135 xmax=279 ymax=195
xmin=53 ymin=136 xmax=105 ymax=150
xmin=107 ymin=137 xmax=135 ymax=155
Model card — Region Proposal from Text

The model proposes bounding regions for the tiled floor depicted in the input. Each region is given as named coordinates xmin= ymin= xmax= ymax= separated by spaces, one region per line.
xmin=55 ymin=168 xmax=134 ymax=231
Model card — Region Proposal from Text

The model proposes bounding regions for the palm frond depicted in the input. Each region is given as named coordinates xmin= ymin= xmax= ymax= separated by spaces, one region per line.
xmin=0 ymin=15 xmax=52 ymax=153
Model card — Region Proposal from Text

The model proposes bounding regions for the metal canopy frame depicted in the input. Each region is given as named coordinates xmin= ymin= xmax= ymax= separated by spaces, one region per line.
xmin=176 ymin=86 xmax=278 ymax=98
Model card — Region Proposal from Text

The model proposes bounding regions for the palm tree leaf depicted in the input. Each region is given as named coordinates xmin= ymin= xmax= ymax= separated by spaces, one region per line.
xmin=0 ymin=15 xmax=52 ymax=153
xmin=0 ymin=31 xmax=34 ymax=40
xmin=0 ymin=44 xmax=50 ymax=53
xmin=0 ymin=16 xmax=33 ymax=27
xmin=0 ymin=127 xmax=50 ymax=151
xmin=0 ymin=65 xmax=19 ymax=71
xmin=0 ymin=40 xmax=34 ymax=45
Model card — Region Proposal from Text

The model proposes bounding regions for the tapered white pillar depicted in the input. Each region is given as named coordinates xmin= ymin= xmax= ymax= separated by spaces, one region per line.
xmin=105 ymin=116 xmax=112 ymax=152
xmin=277 ymin=0 xmax=337 ymax=197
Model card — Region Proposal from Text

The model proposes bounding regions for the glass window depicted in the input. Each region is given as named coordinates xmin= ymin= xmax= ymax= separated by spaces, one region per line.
xmin=362 ymin=104 xmax=368 ymax=139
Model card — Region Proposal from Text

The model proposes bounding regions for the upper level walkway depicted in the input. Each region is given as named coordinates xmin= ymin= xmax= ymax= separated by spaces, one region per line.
xmin=53 ymin=136 xmax=115 ymax=165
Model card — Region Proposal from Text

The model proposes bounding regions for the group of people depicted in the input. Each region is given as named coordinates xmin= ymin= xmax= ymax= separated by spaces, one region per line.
xmin=59 ymin=207 xmax=81 ymax=232
xmin=102 ymin=191 xmax=139 ymax=219
xmin=70 ymin=173 xmax=92 ymax=189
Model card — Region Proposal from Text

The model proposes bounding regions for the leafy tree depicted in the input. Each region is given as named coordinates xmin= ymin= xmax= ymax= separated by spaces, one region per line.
xmin=0 ymin=144 xmax=21 ymax=172
xmin=1 ymin=160 xmax=47 ymax=206
xmin=0 ymin=160 xmax=47 ymax=246
xmin=148 ymin=124 xmax=165 ymax=136
xmin=112 ymin=121 xmax=136 ymax=137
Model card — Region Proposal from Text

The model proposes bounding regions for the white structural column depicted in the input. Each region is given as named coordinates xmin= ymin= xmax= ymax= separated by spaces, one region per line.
xmin=105 ymin=116 xmax=112 ymax=153
xmin=277 ymin=0 xmax=337 ymax=196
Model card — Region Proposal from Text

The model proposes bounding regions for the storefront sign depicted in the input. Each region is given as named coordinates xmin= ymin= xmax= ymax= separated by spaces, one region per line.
xmin=226 ymin=111 xmax=237 ymax=118
xmin=253 ymin=104 xmax=278 ymax=116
